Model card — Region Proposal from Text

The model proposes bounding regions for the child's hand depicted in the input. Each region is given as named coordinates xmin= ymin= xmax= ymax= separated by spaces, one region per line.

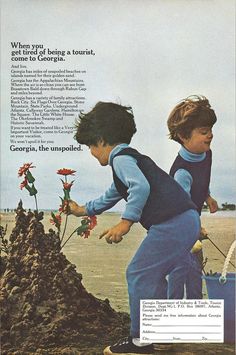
xmin=206 ymin=195 xmax=218 ymax=213
xmin=200 ymin=226 xmax=208 ymax=240
xmin=63 ymin=200 xmax=87 ymax=217
xmin=99 ymin=219 xmax=133 ymax=244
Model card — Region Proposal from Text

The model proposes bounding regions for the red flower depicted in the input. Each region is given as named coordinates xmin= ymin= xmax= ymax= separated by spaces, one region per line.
xmin=50 ymin=214 xmax=62 ymax=226
xmin=63 ymin=181 xmax=74 ymax=190
xmin=58 ymin=199 xmax=69 ymax=214
xmin=57 ymin=168 xmax=76 ymax=176
xmin=58 ymin=205 xmax=63 ymax=213
xmin=82 ymin=215 xmax=97 ymax=230
xmin=18 ymin=163 xmax=35 ymax=177
xmin=81 ymin=230 xmax=90 ymax=239
xmin=88 ymin=216 xmax=97 ymax=230
xmin=77 ymin=216 xmax=97 ymax=239
xmin=59 ymin=200 xmax=68 ymax=213
xmin=20 ymin=178 xmax=28 ymax=190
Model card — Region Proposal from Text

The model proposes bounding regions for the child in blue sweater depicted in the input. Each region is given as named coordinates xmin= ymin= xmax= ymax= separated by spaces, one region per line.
xmin=67 ymin=102 xmax=200 ymax=354
xmin=167 ymin=95 xmax=218 ymax=299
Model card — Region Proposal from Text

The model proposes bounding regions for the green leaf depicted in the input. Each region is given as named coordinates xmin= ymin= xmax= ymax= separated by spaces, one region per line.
xmin=59 ymin=196 xmax=64 ymax=204
xmin=24 ymin=182 xmax=37 ymax=196
xmin=76 ymin=224 xmax=89 ymax=235
xmin=51 ymin=211 xmax=56 ymax=221
xmin=51 ymin=211 xmax=61 ymax=229
xmin=63 ymin=189 xmax=70 ymax=200
xmin=29 ymin=184 xmax=38 ymax=196
xmin=24 ymin=184 xmax=32 ymax=194
xmin=81 ymin=219 xmax=89 ymax=225
xmin=26 ymin=170 xmax=35 ymax=183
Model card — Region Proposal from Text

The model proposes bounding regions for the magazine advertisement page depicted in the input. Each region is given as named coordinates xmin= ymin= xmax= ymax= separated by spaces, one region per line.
xmin=1 ymin=1 xmax=235 ymax=354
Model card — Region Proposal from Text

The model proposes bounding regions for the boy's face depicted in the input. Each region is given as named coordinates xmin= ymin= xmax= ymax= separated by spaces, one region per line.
xmin=89 ymin=141 xmax=116 ymax=166
xmin=180 ymin=126 xmax=213 ymax=154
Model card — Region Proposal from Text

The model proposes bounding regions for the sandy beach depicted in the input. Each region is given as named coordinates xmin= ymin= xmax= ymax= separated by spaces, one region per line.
xmin=1 ymin=210 xmax=235 ymax=354
xmin=1 ymin=211 xmax=235 ymax=313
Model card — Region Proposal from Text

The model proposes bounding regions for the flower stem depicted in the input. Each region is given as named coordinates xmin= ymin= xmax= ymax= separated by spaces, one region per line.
xmin=34 ymin=195 xmax=38 ymax=212
xmin=60 ymin=175 xmax=69 ymax=244
xmin=60 ymin=214 xmax=68 ymax=244
xmin=60 ymin=227 xmax=78 ymax=249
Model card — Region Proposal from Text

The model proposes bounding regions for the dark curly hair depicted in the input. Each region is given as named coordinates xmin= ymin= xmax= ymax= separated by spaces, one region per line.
xmin=167 ymin=95 xmax=217 ymax=144
xmin=74 ymin=102 xmax=137 ymax=146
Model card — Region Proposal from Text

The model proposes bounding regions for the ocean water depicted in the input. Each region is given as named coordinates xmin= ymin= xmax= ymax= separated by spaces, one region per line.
xmin=201 ymin=210 xmax=236 ymax=218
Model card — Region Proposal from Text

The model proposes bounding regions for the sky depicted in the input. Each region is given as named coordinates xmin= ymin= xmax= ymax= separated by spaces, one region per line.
xmin=1 ymin=0 xmax=235 ymax=211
